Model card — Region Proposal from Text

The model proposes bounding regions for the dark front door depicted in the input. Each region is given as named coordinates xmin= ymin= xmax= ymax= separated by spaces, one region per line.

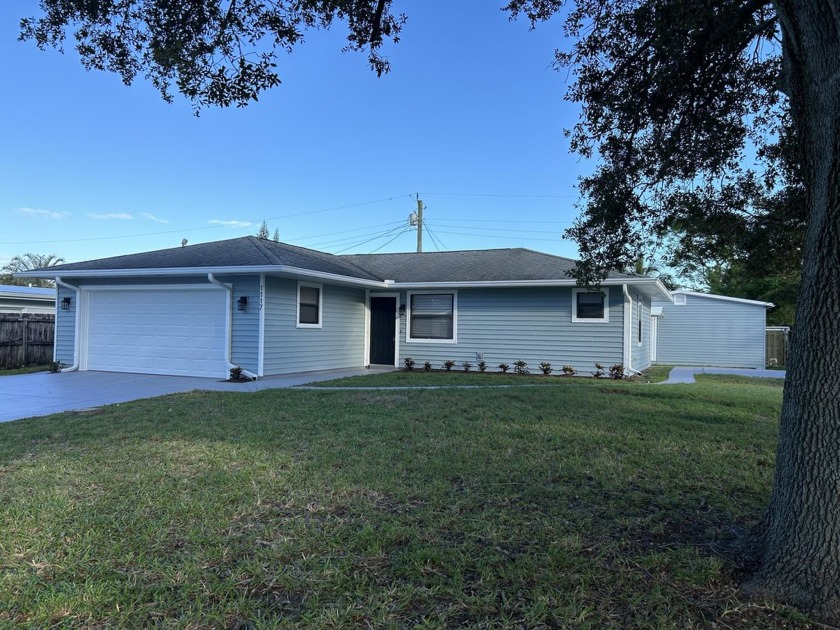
xmin=369 ymin=297 xmax=396 ymax=365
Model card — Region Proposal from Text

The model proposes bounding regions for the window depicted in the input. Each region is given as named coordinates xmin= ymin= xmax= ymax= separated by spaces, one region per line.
xmin=297 ymin=282 xmax=322 ymax=328
xmin=674 ymin=293 xmax=687 ymax=306
xmin=572 ymin=288 xmax=609 ymax=323
xmin=408 ymin=292 xmax=456 ymax=341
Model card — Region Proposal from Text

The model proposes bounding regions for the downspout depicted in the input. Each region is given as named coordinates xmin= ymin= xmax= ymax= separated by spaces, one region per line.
xmin=55 ymin=276 xmax=81 ymax=372
xmin=622 ymin=284 xmax=643 ymax=376
xmin=208 ymin=273 xmax=258 ymax=380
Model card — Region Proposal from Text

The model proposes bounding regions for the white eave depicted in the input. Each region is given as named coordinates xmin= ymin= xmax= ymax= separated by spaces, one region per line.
xmin=15 ymin=265 xmax=389 ymax=289
xmin=671 ymin=289 xmax=775 ymax=309
xmin=15 ymin=267 xmax=673 ymax=300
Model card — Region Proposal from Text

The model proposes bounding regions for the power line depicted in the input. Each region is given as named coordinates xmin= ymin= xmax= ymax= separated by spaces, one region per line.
xmin=333 ymin=224 xmax=409 ymax=254
xmin=423 ymin=222 xmax=447 ymax=251
xmin=420 ymin=192 xmax=578 ymax=199
xmin=367 ymin=226 xmax=412 ymax=254
xmin=431 ymin=229 xmax=569 ymax=243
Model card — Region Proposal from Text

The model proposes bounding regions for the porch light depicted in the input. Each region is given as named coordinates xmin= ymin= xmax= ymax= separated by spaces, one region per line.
xmin=60 ymin=296 xmax=72 ymax=310
xmin=237 ymin=296 xmax=248 ymax=311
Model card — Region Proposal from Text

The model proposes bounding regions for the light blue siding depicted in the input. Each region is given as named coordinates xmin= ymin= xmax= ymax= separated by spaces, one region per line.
xmin=395 ymin=287 xmax=625 ymax=375
xmin=263 ymin=277 xmax=366 ymax=375
xmin=631 ymin=290 xmax=652 ymax=371
xmin=55 ymin=286 xmax=75 ymax=365
xmin=219 ymin=275 xmax=260 ymax=374
xmin=653 ymin=294 xmax=767 ymax=369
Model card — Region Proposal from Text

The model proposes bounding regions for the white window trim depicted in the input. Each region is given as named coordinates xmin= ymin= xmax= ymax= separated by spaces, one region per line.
xmin=674 ymin=293 xmax=687 ymax=306
xmin=296 ymin=281 xmax=323 ymax=329
xmin=405 ymin=290 xmax=458 ymax=344
xmin=571 ymin=287 xmax=610 ymax=323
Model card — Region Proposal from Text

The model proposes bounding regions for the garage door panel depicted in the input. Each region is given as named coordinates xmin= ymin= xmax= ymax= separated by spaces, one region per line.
xmin=86 ymin=289 xmax=228 ymax=378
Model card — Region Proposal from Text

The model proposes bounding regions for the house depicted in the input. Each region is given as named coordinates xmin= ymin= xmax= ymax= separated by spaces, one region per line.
xmin=651 ymin=290 xmax=774 ymax=370
xmin=17 ymin=237 xmax=672 ymax=378
xmin=0 ymin=284 xmax=56 ymax=314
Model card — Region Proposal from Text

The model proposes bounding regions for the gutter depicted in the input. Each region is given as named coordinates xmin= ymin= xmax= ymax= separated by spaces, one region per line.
xmin=54 ymin=277 xmax=81 ymax=372
xmin=207 ymin=273 xmax=258 ymax=380
xmin=622 ymin=284 xmax=642 ymax=377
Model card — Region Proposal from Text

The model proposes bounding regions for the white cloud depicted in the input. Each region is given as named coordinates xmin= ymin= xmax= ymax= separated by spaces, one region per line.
xmin=19 ymin=207 xmax=69 ymax=219
xmin=87 ymin=212 xmax=134 ymax=220
xmin=209 ymin=219 xmax=254 ymax=229
xmin=142 ymin=212 xmax=169 ymax=224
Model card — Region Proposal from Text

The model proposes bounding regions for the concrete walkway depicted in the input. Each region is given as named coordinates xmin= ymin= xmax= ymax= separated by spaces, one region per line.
xmin=660 ymin=366 xmax=786 ymax=384
xmin=0 ymin=366 xmax=396 ymax=424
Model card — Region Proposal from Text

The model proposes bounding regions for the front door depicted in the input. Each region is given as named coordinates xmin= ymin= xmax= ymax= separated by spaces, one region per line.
xmin=369 ymin=297 xmax=396 ymax=365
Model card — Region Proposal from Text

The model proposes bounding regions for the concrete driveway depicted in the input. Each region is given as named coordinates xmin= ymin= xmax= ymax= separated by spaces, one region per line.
xmin=0 ymin=367 xmax=395 ymax=424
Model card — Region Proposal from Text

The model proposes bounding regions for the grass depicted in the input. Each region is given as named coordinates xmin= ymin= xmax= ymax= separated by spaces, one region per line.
xmin=0 ymin=364 xmax=51 ymax=377
xmin=0 ymin=375 xmax=812 ymax=628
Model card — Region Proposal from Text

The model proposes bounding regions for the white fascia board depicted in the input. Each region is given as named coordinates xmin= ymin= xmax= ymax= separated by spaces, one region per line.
xmin=671 ymin=290 xmax=775 ymax=308
xmin=392 ymin=277 xmax=673 ymax=300
xmin=16 ymin=266 xmax=388 ymax=289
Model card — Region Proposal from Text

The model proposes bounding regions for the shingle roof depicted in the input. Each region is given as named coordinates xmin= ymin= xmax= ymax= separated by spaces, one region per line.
xmin=36 ymin=237 xmax=636 ymax=283
xmin=341 ymin=249 xmax=634 ymax=282
xmin=44 ymin=237 xmax=381 ymax=281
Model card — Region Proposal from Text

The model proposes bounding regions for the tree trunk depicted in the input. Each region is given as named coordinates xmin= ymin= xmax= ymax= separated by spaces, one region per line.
xmin=747 ymin=0 xmax=840 ymax=623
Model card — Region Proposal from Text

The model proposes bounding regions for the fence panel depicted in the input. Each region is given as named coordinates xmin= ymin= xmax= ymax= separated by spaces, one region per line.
xmin=0 ymin=314 xmax=55 ymax=368
xmin=766 ymin=329 xmax=788 ymax=367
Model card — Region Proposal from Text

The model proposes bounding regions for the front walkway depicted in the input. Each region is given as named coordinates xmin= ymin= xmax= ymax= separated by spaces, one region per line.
xmin=660 ymin=366 xmax=786 ymax=384
xmin=0 ymin=366 xmax=396 ymax=424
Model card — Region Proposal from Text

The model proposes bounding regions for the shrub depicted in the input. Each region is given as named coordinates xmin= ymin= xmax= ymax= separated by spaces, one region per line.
xmin=462 ymin=361 xmax=472 ymax=372
xmin=443 ymin=360 xmax=456 ymax=372
xmin=229 ymin=365 xmax=244 ymax=381
xmin=513 ymin=359 xmax=529 ymax=375
xmin=403 ymin=357 xmax=416 ymax=371
xmin=498 ymin=363 xmax=510 ymax=373
xmin=423 ymin=361 xmax=432 ymax=372
xmin=593 ymin=363 xmax=605 ymax=379
xmin=477 ymin=360 xmax=487 ymax=373
xmin=48 ymin=360 xmax=62 ymax=374
xmin=609 ymin=364 xmax=625 ymax=379
xmin=561 ymin=365 xmax=577 ymax=376
xmin=539 ymin=361 xmax=552 ymax=375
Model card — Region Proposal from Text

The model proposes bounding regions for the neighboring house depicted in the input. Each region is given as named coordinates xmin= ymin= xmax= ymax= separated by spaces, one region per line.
xmin=0 ymin=284 xmax=56 ymax=314
xmin=17 ymin=237 xmax=671 ymax=378
xmin=651 ymin=290 xmax=774 ymax=370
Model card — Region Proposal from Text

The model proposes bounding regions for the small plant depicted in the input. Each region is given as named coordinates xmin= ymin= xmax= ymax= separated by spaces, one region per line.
xmin=477 ymin=360 xmax=487 ymax=373
xmin=593 ymin=363 xmax=605 ymax=378
xmin=561 ymin=365 xmax=577 ymax=376
xmin=48 ymin=360 xmax=62 ymax=373
xmin=423 ymin=361 xmax=432 ymax=372
xmin=513 ymin=359 xmax=530 ymax=375
xmin=443 ymin=360 xmax=456 ymax=372
xmin=403 ymin=357 xmax=416 ymax=371
xmin=539 ymin=361 xmax=553 ymax=375
xmin=462 ymin=361 xmax=472 ymax=372
xmin=609 ymin=364 xmax=625 ymax=379
xmin=498 ymin=363 xmax=510 ymax=373
xmin=229 ymin=365 xmax=244 ymax=381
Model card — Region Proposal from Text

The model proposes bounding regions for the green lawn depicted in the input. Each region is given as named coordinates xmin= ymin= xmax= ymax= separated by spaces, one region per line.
xmin=0 ymin=376 xmax=811 ymax=628
xmin=0 ymin=364 xmax=51 ymax=377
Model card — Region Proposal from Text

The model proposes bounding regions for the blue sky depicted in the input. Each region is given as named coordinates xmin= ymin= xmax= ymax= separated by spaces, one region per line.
xmin=0 ymin=1 xmax=590 ymax=268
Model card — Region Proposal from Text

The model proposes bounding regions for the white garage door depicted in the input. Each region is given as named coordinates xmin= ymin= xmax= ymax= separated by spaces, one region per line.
xmin=85 ymin=288 xmax=228 ymax=378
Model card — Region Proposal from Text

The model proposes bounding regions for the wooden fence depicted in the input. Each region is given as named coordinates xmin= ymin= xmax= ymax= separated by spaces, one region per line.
xmin=766 ymin=327 xmax=789 ymax=367
xmin=0 ymin=313 xmax=55 ymax=369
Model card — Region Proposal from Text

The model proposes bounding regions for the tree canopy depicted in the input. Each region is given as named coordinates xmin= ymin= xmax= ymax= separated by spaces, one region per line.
xmin=1 ymin=253 xmax=65 ymax=288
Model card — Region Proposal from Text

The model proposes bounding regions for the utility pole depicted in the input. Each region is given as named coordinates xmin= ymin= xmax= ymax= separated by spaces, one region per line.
xmin=416 ymin=194 xmax=423 ymax=253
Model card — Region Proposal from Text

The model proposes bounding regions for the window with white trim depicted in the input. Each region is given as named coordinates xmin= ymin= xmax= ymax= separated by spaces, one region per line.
xmin=407 ymin=292 xmax=456 ymax=341
xmin=297 ymin=282 xmax=322 ymax=328
xmin=571 ymin=288 xmax=610 ymax=323
xmin=674 ymin=293 xmax=687 ymax=305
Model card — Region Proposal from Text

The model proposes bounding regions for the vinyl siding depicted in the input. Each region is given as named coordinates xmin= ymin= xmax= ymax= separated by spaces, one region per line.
xmin=55 ymin=286 xmax=75 ymax=364
xmin=220 ymin=275 xmax=259 ymax=374
xmin=396 ymin=287 xmax=624 ymax=375
xmin=652 ymin=294 xmax=767 ymax=369
xmin=263 ymin=277 xmax=365 ymax=374
xmin=631 ymin=290 xmax=652 ymax=371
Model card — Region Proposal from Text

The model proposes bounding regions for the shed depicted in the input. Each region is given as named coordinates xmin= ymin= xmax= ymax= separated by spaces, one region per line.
xmin=0 ymin=284 xmax=56 ymax=314
xmin=651 ymin=290 xmax=773 ymax=369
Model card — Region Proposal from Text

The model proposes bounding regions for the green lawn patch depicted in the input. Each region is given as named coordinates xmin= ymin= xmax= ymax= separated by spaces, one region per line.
xmin=0 ymin=376 xmax=810 ymax=628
